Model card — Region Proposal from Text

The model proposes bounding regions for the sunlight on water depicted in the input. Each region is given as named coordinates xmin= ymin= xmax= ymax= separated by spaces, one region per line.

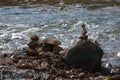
xmin=0 ymin=3 xmax=120 ymax=54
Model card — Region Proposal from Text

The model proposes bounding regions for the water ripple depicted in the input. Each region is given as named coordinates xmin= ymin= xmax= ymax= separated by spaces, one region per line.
xmin=0 ymin=4 xmax=120 ymax=54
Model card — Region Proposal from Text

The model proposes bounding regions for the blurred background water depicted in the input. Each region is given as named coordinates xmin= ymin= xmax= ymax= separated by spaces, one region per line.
xmin=0 ymin=0 xmax=120 ymax=55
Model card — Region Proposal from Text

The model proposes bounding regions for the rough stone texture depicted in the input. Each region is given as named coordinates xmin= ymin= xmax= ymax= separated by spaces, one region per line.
xmin=64 ymin=40 xmax=103 ymax=72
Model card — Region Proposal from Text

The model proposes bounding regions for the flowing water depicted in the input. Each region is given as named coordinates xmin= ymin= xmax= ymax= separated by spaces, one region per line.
xmin=0 ymin=1 xmax=120 ymax=66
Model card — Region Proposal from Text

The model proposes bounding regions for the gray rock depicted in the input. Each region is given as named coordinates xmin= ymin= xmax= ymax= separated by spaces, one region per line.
xmin=64 ymin=40 xmax=103 ymax=71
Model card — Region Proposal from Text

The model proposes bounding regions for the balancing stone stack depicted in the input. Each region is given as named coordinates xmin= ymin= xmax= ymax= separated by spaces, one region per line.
xmin=26 ymin=35 xmax=40 ymax=56
xmin=64 ymin=24 xmax=103 ymax=72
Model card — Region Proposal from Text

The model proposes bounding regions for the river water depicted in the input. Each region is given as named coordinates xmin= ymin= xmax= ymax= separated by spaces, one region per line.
xmin=0 ymin=2 xmax=120 ymax=55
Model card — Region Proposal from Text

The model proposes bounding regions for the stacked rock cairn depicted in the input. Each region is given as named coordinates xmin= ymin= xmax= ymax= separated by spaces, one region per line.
xmin=64 ymin=23 xmax=104 ymax=72
xmin=26 ymin=34 xmax=42 ymax=56
xmin=79 ymin=24 xmax=88 ymax=40
xmin=26 ymin=35 xmax=63 ymax=56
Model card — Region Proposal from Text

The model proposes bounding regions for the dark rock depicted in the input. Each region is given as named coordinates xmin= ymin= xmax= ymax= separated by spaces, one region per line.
xmin=99 ymin=67 xmax=110 ymax=75
xmin=42 ymin=43 xmax=63 ymax=53
xmin=27 ymin=41 xmax=39 ymax=49
xmin=3 ymin=53 xmax=7 ymax=57
xmin=29 ymin=34 xmax=42 ymax=49
xmin=94 ymin=40 xmax=100 ymax=46
xmin=64 ymin=40 xmax=103 ymax=72
xmin=79 ymin=35 xmax=88 ymax=40
xmin=30 ymin=34 xmax=39 ymax=41
xmin=82 ymin=24 xmax=86 ymax=29
xmin=53 ymin=45 xmax=63 ymax=54
xmin=42 ymin=43 xmax=54 ymax=52
xmin=26 ymin=48 xmax=39 ymax=56
xmin=42 ymin=36 xmax=62 ymax=53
